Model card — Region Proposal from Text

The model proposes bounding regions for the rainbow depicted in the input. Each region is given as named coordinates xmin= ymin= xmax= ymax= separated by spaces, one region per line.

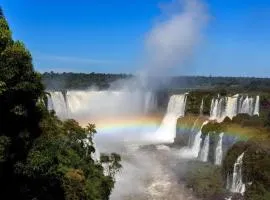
xmin=77 ymin=114 xmax=261 ymax=141
xmin=79 ymin=115 xmax=162 ymax=135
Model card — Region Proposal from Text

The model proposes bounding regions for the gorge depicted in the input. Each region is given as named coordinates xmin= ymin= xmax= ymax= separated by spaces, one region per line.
xmin=47 ymin=88 xmax=269 ymax=200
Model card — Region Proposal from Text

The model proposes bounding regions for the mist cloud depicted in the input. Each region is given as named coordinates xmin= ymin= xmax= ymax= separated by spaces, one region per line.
xmin=144 ymin=0 xmax=208 ymax=73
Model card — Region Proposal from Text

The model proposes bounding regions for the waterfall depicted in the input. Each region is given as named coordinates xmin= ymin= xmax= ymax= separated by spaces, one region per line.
xmin=91 ymin=139 xmax=100 ymax=162
xmin=48 ymin=90 xmax=156 ymax=121
xmin=180 ymin=121 xmax=209 ymax=158
xmin=237 ymin=96 xmax=244 ymax=113
xmin=152 ymin=94 xmax=187 ymax=143
xmin=215 ymin=132 xmax=224 ymax=165
xmin=200 ymin=98 xmax=204 ymax=115
xmin=188 ymin=117 xmax=200 ymax=147
xmin=240 ymin=96 xmax=251 ymax=115
xmin=191 ymin=121 xmax=209 ymax=158
xmin=210 ymin=94 xmax=259 ymax=123
xmin=199 ymin=133 xmax=210 ymax=162
xmin=230 ymin=152 xmax=246 ymax=195
xmin=144 ymin=92 xmax=157 ymax=113
xmin=210 ymin=97 xmax=225 ymax=122
xmin=81 ymin=136 xmax=100 ymax=162
xmin=253 ymin=96 xmax=260 ymax=116
xmin=210 ymin=98 xmax=219 ymax=120
xmin=48 ymin=91 xmax=69 ymax=119
xmin=248 ymin=97 xmax=254 ymax=115
xmin=225 ymin=95 xmax=239 ymax=119
xmin=46 ymin=93 xmax=54 ymax=111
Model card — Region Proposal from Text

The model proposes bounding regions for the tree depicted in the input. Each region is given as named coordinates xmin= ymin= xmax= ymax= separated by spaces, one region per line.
xmin=0 ymin=8 xmax=121 ymax=199
xmin=0 ymin=8 xmax=45 ymax=197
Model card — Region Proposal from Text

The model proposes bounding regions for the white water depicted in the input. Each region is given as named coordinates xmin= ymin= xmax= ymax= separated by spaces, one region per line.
xmin=188 ymin=118 xmax=200 ymax=147
xmin=210 ymin=98 xmax=219 ymax=120
xmin=225 ymin=95 xmax=239 ymax=119
xmin=253 ymin=96 xmax=260 ymax=116
xmin=180 ymin=121 xmax=209 ymax=158
xmin=151 ymin=95 xmax=187 ymax=143
xmin=210 ymin=97 xmax=226 ymax=122
xmin=210 ymin=94 xmax=260 ymax=122
xmin=215 ymin=132 xmax=224 ymax=165
xmin=230 ymin=152 xmax=246 ymax=195
xmin=91 ymin=139 xmax=100 ymax=162
xmin=199 ymin=133 xmax=209 ymax=162
xmin=48 ymin=90 xmax=156 ymax=120
xmin=82 ymin=136 xmax=100 ymax=162
xmin=199 ymin=98 xmax=204 ymax=115
xmin=48 ymin=91 xmax=69 ymax=119
xmin=240 ymin=96 xmax=255 ymax=116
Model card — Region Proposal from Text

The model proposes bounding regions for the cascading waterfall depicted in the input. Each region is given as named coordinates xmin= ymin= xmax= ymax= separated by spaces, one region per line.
xmin=48 ymin=90 xmax=156 ymax=120
xmin=215 ymin=132 xmax=224 ymax=165
xmin=210 ymin=97 xmax=225 ymax=122
xmin=240 ymin=96 xmax=253 ymax=115
xmin=192 ymin=121 xmax=209 ymax=158
xmin=210 ymin=94 xmax=259 ymax=123
xmin=81 ymin=136 xmax=100 ymax=162
xmin=91 ymin=140 xmax=100 ymax=162
xmin=152 ymin=94 xmax=187 ymax=143
xmin=144 ymin=92 xmax=157 ymax=113
xmin=66 ymin=90 xmax=156 ymax=117
xmin=180 ymin=121 xmax=209 ymax=158
xmin=248 ymin=98 xmax=254 ymax=115
xmin=46 ymin=93 xmax=54 ymax=111
xmin=48 ymin=91 xmax=69 ymax=119
xmin=253 ymin=95 xmax=260 ymax=116
xmin=230 ymin=152 xmax=246 ymax=195
xmin=200 ymin=98 xmax=204 ymax=115
xmin=210 ymin=98 xmax=219 ymax=120
xmin=188 ymin=117 xmax=200 ymax=147
xmin=237 ymin=96 xmax=244 ymax=113
xmin=199 ymin=133 xmax=210 ymax=162
xmin=225 ymin=95 xmax=239 ymax=119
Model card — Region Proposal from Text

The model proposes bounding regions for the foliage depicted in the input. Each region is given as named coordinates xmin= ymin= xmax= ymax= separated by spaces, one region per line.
xmin=222 ymin=138 xmax=270 ymax=200
xmin=222 ymin=141 xmax=249 ymax=176
xmin=42 ymin=72 xmax=270 ymax=92
xmin=15 ymin=118 xmax=120 ymax=200
xmin=185 ymin=161 xmax=225 ymax=199
xmin=0 ymin=136 xmax=10 ymax=162
xmin=201 ymin=122 xmax=225 ymax=136
xmin=42 ymin=72 xmax=132 ymax=90
xmin=0 ymin=9 xmax=121 ymax=199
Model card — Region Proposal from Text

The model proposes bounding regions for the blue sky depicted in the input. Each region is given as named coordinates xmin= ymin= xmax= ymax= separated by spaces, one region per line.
xmin=1 ymin=0 xmax=270 ymax=77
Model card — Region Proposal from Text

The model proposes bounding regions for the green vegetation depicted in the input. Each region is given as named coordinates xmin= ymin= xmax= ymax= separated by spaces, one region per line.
xmin=222 ymin=138 xmax=270 ymax=200
xmin=42 ymin=72 xmax=270 ymax=92
xmin=42 ymin=72 xmax=132 ymax=90
xmin=185 ymin=91 xmax=216 ymax=115
xmin=185 ymin=161 xmax=225 ymax=199
xmin=0 ymin=8 xmax=120 ymax=199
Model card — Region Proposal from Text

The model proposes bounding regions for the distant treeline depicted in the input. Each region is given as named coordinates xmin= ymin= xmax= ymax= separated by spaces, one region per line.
xmin=42 ymin=72 xmax=270 ymax=92
xmin=42 ymin=72 xmax=132 ymax=90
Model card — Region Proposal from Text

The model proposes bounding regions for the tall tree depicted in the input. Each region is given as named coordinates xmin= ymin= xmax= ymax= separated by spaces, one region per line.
xmin=0 ymin=7 xmax=45 ymax=197
xmin=0 ymin=8 xmax=121 ymax=199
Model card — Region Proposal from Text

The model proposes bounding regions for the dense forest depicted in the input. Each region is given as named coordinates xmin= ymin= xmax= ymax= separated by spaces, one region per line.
xmin=0 ymin=8 xmax=121 ymax=200
xmin=42 ymin=71 xmax=270 ymax=92
xmin=42 ymin=72 xmax=132 ymax=90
